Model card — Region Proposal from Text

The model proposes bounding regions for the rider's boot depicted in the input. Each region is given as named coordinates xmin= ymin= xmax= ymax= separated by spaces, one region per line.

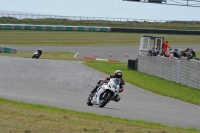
xmin=90 ymin=81 xmax=103 ymax=97
xmin=113 ymin=94 xmax=121 ymax=102
xmin=90 ymin=85 xmax=99 ymax=97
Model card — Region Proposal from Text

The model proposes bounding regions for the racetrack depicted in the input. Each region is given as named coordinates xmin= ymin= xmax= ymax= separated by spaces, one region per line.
xmin=1 ymin=56 xmax=200 ymax=129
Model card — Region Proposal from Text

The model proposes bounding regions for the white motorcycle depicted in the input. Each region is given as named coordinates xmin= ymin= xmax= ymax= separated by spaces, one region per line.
xmin=32 ymin=51 xmax=40 ymax=59
xmin=87 ymin=78 xmax=121 ymax=108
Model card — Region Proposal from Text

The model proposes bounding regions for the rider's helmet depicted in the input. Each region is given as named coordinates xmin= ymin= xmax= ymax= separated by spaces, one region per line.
xmin=114 ymin=70 xmax=122 ymax=78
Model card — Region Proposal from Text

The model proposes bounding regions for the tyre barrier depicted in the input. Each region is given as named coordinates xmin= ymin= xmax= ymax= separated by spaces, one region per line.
xmin=0 ymin=24 xmax=111 ymax=32
xmin=0 ymin=47 xmax=17 ymax=54
xmin=127 ymin=58 xmax=138 ymax=70
xmin=111 ymin=27 xmax=200 ymax=35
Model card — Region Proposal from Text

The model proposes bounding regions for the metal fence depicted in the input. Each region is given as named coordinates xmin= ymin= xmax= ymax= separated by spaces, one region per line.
xmin=0 ymin=14 xmax=200 ymax=27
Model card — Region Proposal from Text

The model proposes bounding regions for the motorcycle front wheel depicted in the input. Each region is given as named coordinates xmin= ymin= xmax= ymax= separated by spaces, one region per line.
xmin=99 ymin=91 xmax=113 ymax=108
xmin=87 ymin=95 xmax=93 ymax=106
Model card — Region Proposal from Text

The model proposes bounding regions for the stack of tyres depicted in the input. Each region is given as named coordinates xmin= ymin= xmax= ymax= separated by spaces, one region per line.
xmin=127 ymin=59 xmax=132 ymax=69
xmin=134 ymin=58 xmax=138 ymax=70
xmin=132 ymin=60 xmax=138 ymax=70
xmin=127 ymin=59 xmax=138 ymax=70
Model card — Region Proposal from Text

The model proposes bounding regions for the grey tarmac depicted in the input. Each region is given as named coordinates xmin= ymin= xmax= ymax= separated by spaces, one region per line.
xmin=0 ymin=56 xmax=200 ymax=130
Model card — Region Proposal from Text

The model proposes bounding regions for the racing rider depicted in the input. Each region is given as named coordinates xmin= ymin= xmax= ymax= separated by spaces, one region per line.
xmin=90 ymin=70 xmax=125 ymax=102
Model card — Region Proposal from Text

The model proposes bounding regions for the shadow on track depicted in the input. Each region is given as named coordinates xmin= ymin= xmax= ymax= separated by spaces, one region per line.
xmin=89 ymin=105 xmax=128 ymax=111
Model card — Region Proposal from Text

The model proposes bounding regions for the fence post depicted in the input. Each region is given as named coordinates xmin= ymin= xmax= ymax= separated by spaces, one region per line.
xmin=176 ymin=60 xmax=180 ymax=83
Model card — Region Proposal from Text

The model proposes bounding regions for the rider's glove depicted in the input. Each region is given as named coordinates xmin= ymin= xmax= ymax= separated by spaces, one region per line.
xmin=119 ymin=88 xmax=124 ymax=93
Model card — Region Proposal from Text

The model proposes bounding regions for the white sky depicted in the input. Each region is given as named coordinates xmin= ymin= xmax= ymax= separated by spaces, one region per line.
xmin=0 ymin=0 xmax=200 ymax=21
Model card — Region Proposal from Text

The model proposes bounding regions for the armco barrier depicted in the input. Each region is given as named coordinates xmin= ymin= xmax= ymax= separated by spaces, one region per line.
xmin=10 ymin=48 xmax=17 ymax=54
xmin=0 ymin=47 xmax=17 ymax=54
xmin=0 ymin=24 xmax=111 ymax=32
xmin=4 ymin=47 xmax=10 ymax=53
xmin=0 ymin=47 xmax=4 ymax=53
xmin=1 ymin=24 xmax=200 ymax=35
xmin=138 ymin=55 xmax=200 ymax=90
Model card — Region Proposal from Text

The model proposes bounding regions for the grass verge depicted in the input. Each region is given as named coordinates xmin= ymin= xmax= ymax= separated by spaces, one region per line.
xmin=0 ymin=30 xmax=200 ymax=46
xmin=0 ymin=51 xmax=83 ymax=61
xmin=0 ymin=98 xmax=199 ymax=133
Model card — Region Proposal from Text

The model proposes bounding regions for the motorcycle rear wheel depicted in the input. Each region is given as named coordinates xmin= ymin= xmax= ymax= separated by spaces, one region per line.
xmin=99 ymin=91 xmax=112 ymax=108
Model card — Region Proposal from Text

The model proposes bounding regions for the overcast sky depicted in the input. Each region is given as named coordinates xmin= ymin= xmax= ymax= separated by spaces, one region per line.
xmin=0 ymin=0 xmax=200 ymax=21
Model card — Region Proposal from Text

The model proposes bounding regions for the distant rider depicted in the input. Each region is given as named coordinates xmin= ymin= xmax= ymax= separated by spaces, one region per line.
xmin=32 ymin=48 xmax=43 ymax=59
xmin=90 ymin=70 xmax=125 ymax=102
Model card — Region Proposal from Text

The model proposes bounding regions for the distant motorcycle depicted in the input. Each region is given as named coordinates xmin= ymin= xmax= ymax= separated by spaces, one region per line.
xmin=87 ymin=78 xmax=121 ymax=108
xmin=32 ymin=51 xmax=40 ymax=59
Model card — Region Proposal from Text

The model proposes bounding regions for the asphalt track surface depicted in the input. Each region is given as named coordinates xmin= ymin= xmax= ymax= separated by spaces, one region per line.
xmin=7 ymin=44 xmax=200 ymax=62
xmin=1 ymin=55 xmax=200 ymax=130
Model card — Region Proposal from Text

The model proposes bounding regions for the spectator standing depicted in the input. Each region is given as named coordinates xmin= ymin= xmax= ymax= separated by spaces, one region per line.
xmin=162 ymin=41 xmax=171 ymax=53
xmin=160 ymin=49 xmax=167 ymax=57
xmin=190 ymin=48 xmax=196 ymax=59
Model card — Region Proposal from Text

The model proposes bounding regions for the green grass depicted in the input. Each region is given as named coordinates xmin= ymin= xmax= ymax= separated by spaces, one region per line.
xmin=0 ymin=30 xmax=200 ymax=46
xmin=1 ymin=17 xmax=200 ymax=30
xmin=0 ymin=98 xmax=200 ymax=133
xmin=196 ymin=52 xmax=200 ymax=58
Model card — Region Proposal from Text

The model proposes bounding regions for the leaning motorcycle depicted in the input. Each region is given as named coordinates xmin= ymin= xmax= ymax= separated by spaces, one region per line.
xmin=32 ymin=51 xmax=40 ymax=59
xmin=87 ymin=78 xmax=121 ymax=108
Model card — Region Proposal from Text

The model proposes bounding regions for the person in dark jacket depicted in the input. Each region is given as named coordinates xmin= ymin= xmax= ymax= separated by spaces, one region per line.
xmin=160 ymin=49 xmax=167 ymax=57
xmin=173 ymin=49 xmax=180 ymax=58
xmin=90 ymin=70 xmax=125 ymax=102
xmin=190 ymin=48 xmax=196 ymax=59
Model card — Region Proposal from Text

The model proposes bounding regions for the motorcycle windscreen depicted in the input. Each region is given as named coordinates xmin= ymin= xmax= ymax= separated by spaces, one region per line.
xmin=111 ymin=78 xmax=121 ymax=85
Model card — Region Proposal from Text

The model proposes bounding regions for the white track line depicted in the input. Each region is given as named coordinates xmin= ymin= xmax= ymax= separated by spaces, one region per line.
xmin=74 ymin=52 xmax=79 ymax=58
